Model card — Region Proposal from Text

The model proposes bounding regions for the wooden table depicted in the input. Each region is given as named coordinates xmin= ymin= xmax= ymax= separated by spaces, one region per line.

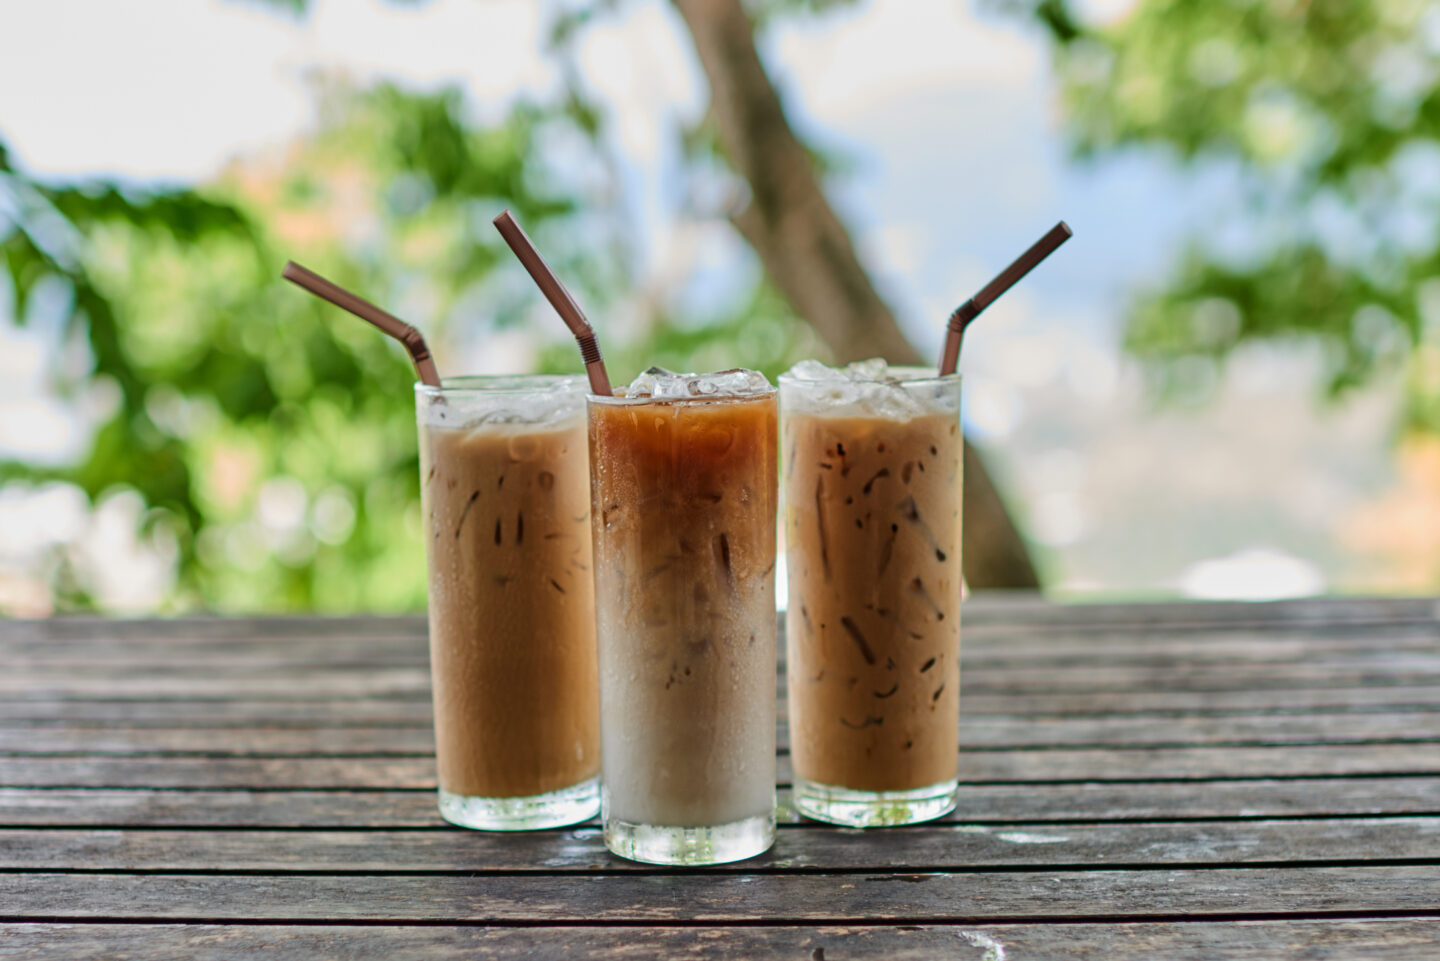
xmin=3 ymin=597 xmax=1439 ymax=958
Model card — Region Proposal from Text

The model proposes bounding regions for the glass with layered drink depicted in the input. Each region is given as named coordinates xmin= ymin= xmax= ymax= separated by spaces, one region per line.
xmin=588 ymin=368 xmax=778 ymax=864
xmin=416 ymin=375 xmax=601 ymax=830
xmin=780 ymin=360 xmax=962 ymax=827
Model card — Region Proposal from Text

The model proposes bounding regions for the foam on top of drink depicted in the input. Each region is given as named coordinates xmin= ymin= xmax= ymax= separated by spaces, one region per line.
xmin=623 ymin=366 xmax=773 ymax=400
xmin=780 ymin=359 xmax=959 ymax=419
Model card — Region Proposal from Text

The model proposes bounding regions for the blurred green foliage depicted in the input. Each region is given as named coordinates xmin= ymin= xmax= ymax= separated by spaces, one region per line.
xmin=20 ymin=0 xmax=1435 ymax=610
xmin=1026 ymin=0 xmax=1440 ymax=421
xmin=0 ymin=74 xmax=818 ymax=612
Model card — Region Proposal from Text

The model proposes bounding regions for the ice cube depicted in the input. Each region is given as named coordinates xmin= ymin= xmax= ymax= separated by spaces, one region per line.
xmin=625 ymin=366 xmax=675 ymax=398
xmin=626 ymin=366 xmax=771 ymax=398
xmin=844 ymin=358 xmax=890 ymax=381
xmin=786 ymin=359 xmax=845 ymax=382
xmin=693 ymin=368 xmax=771 ymax=396
xmin=867 ymin=382 xmax=926 ymax=420
xmin=653 ymin=375 xmax=695 ymax=399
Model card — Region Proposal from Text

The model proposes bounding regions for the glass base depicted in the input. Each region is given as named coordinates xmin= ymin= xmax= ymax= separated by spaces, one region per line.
xmin=604 ymin=810 xmax=776 ymax=865
xmin=793 ymin=776 xmax=957 ymax=827
xmin=438 ymin=776 xmax=599 ymax=831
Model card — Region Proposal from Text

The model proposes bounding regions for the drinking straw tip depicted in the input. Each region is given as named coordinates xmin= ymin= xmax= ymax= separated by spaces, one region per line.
xmin=280 ymin=259 xmax=442 ymax=388
xmin=491 ymin=209 xmax=613 ymax=397
xmin=937 ymin=218 xmax=1074 ymax=376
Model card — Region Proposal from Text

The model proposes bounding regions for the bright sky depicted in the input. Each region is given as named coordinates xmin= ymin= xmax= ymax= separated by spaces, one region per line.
xmin=0 ymin=0 xmax=555 ymax=180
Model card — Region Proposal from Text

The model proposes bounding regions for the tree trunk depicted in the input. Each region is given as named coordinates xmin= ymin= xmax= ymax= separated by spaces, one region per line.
xmin=671 ymin=0 xmax=1041 ymax=590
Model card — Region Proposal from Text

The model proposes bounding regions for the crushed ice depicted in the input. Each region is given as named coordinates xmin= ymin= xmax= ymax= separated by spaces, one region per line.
xmin=786 ymin=358 xmax=898 ymax=383
xmin=782 ymin=358 xmax=956 ymax=418
xmin=625 ymin=366 xmax=772 ymax=399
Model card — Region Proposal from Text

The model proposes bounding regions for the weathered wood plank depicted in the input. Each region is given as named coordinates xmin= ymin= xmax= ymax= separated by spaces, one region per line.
xmin=5 ymin=595 xmax=1431 ymax=640
xmin=8 ymin=685 xmax=1440 ymax=726
xmin=0 ymin=700 xmax=438 ymax=726
xmin=0 ymin=757 xmax=437 ymax=789
xmin=956 ymin=712 xmax=1440 ymax=749
xmin=3 ymin=818 xmax=1437 ymax=872
xmin=956 ymin=626 xmax=1440 ymax=666
xmin=1 ymin=867 xmax=1436 ymax=922
xmin=4 ymin=778 xmax=1439 ymax=828
xmin=3 ymin=711 xmax=1439 ymax=756
xmin=8 ymin=657 xmax=1440 ymax=701
xmin=953 ymin=659 xmax=1440 ymax=694
xmin=952 ymin=595 xmax=1440 ymax=629
xmin=0 ymin=671 xmax=433 ymax=700
xmin=0 ymin=596 xmax=1429 ymax=641
xmin=2 ymin=919 xmax=1438 ymax=961
xmin=957 ymin=687 xmax=1440 ymax=717
xmin=948 ymin=744 xmax=1440 ymax=782
xmin=11 ymin=651 xmax=430 ymax=671
xmin=10 ymin=623 xmax=1439 ymax=669
xmin=4 ymin=741 xmax=1437 ymax=789
xmin=0 ymin=726 xmax=436 ymax=756
xmin=0 ymin=617 xmax=423 ymax=643
xmin=0 ymin=788 xmax=451 ymax=828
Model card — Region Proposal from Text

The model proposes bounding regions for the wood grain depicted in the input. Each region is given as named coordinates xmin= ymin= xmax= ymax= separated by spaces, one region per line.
xmin=8 ymin=685 xmax=1440 ymax=724
xmin=3 ymin=711 xmax=1438 ymax=755
xmin=2 ymin=818 xmax=1437 ymax=872
xmin=4 ymin=601 xmax=1438 ymax=959
xmin=2 ymin=867 xmax=1438 ymax=922
xmin=2 ymin=919 xmax=1437 ymax=961
xmin=9 ymin=623 xmax=1438 ymax=667
xmin=4 ymin=777 xmax=1438 ymax=828
xmin=4 ymin=740 xmax=1437 ymax=789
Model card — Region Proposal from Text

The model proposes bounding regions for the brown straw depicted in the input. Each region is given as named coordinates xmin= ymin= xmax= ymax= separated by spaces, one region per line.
xmin=938 ymin=221 xmax=1073 ymax=376
xmin=282 ymin=262 xmax=441 ymax=387
xmin=492 ymin=210 xmax=613 ymax=397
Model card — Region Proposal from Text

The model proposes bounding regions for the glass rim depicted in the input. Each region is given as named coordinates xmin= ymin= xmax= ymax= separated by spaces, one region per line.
xmin=587 ymin=387 xmax=777 ymax=407
xmin=778 ymin=364 xmax=961 ymax=389
xmin=414 ymin=374 xmax=587 ymax=398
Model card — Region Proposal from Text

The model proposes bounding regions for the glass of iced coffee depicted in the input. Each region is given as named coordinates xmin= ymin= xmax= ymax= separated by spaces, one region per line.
xmin=780 ymin=360 xmax=962 ymax=827
xmin=588 ymin=368 xmax=779 ymax=864
xmin=416 ymin=375 xmax=601 ymax=830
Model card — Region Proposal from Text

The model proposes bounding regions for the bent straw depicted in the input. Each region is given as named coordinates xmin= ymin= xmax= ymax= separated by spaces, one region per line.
xmin=938 ymin=221 xmax=1073 ymax=376
xmin=282 ymin=262 xmax=441 ymax=387
xmin=492 ymin=210 xmax=613 ymax=397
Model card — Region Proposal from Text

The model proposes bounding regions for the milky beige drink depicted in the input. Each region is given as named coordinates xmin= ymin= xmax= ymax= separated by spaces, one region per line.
xmin=416 ymin=376 xmax=600 ymax=830
xmin=781 ymin=361 xmax=962 ymax=826
xmin=589 ymin=368 xmax=778 ymax=864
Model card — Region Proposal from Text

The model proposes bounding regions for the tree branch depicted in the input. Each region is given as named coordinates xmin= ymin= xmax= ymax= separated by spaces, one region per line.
xmin=672 ymin=0 xmax=1040 ymax=589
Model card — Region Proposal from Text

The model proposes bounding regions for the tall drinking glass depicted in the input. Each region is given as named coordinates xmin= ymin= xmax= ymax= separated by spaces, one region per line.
xmin=416 ymin=375 xmax=601 ymax=830
xmin=588 ymin=382 xmax=778 ymax=864
xmin=780 ymin=364 xmax=962 ymax=827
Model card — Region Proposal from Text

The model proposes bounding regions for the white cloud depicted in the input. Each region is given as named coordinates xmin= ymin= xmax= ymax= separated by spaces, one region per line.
xmin=0 ymin=0 xmax=302 ymax=179
xmin=768 ymin=0 xmax=1042 ymax=121
xmin=299 ymin=0 xmax=554 ymax=115
xmin=0 ymin=0 xmax=552 ymax=182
